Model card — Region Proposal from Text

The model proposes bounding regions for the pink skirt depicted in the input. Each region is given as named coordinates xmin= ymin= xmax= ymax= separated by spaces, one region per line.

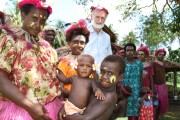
xmin=0 ymin=97 xmax=63 ymax=120
xmin=154 ymin=84 xmax=168 ymax=115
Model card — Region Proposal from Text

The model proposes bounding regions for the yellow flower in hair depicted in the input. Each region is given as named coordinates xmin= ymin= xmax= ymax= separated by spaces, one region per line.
xmin=70 ymin=60 xmax=78 ymax=69
xmin=110 ymin=75 xmax=117 ymax=83
xmin=92 ymin=63 xmax=99 ymax=71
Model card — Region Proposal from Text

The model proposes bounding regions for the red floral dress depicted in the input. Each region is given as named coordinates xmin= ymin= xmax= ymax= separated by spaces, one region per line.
xmin=0 ymin=29 xmax=61 ymax=105
xmin=139 ymin=99 xmax=154 ymax=120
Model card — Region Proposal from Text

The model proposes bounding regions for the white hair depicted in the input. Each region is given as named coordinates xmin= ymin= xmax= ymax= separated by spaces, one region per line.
xmin=43 ymin=25 xmax=56 ymax=32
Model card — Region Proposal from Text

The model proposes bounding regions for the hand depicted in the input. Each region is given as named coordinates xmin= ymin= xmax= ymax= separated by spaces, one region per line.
xmin=59 ymin=106 xmax=66 ymax=120
xmin=95 ymin=88 xmax=105 ymax=100
xmin=26 ymin=103 xmax=52 ymax=120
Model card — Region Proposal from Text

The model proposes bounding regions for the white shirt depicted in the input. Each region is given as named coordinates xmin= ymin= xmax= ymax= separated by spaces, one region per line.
xmin=83 ymin=25 xmax=112 ymax=73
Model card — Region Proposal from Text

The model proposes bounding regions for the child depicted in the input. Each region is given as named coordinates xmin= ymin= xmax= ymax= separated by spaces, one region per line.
xmin=139 ymin=87 xmax=154 ymax=120
xmin=61 ymin=55 xmax=126 ymax=120
xmin=152 ymin=49 xmax=168 ymax=119
xmin=110 ymin=83 xmax=132 ymax=120
xmin=57 ymin=54 xmax=105 ymax=115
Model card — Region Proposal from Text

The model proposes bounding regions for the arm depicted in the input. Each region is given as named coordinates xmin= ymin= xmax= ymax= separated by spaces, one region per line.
xmin=64 ymin=93 xmax=116 ymax=120
xmin=56 ymin=69 xmax=73 ymax=84
xmin=138 ymin=95 xmax=146 ymax=105
xmin=0 ymin=72 xmax=51 ymax=120
xmin=92 ymin=80 xmax=105 ymax=100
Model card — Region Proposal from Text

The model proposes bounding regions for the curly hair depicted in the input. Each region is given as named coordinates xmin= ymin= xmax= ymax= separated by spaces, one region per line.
xmin=66 ymin=27 xmax=89 ymax=44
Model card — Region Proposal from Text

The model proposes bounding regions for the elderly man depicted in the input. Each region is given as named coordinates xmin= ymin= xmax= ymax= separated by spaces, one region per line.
xmin=83 ymin=6 xmax=112 ymax=73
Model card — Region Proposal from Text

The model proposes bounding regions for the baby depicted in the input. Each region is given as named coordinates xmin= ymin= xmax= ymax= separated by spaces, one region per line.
xmin=57 ymin=54 xmax=105 ymax=115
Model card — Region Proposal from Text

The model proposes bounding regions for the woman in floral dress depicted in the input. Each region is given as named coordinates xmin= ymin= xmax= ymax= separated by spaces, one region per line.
xmin=122 ymin=43 xmax=143 ymax=120
xmin=0 ymin=0 xmax=62 ymax=120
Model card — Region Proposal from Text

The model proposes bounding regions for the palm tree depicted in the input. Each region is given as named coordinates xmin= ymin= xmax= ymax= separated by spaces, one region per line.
xmin=122 ymin=31 xmax=140 ymax=46
xmin=53 ymin=20 xmax=67 ymax=48
xmin=5 ymin=0 xmax=21 ymax=26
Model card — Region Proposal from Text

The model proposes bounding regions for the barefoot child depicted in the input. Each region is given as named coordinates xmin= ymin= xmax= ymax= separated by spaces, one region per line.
xmin=57 ymin=54 xmax=105 ymax=115
xmin=138 ymin=87 xmax=154 ymax=120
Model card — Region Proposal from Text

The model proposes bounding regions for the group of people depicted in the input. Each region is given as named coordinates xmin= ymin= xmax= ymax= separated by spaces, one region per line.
xmin=0 ymin=0 xmax=169 ymax=120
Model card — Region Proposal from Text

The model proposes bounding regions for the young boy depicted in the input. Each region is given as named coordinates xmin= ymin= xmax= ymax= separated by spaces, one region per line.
xmin=57 ymin=54 xmax=105 ymax=115
xmin=61 ymin=55 xmax=126 ymax=120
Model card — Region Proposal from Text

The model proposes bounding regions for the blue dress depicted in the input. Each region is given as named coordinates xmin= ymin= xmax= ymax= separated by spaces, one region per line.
xmin=122 ymin=60 xmax=143 ymax=116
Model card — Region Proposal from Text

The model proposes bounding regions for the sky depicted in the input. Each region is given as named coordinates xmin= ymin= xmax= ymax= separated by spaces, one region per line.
xmin=0 ymin=0 xmax=179 ymax=50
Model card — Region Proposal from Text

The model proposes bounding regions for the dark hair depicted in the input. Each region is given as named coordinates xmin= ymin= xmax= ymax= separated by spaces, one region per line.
xmin=20 ymin=4 xmax=50 ymax=18
xmin=103 ymin=55 xmax=125 ymax=75
xmin=140 ymin=87 xmax=150 ymax=97
xmin=124 ymin=43 xmax=136 ymax=51
xmin=66 ymin=28 xmax=89 ymax=44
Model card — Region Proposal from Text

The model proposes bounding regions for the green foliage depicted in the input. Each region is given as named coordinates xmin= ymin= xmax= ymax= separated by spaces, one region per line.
xmin=5 ymin=0 xmax=21 ymax=26
xmin=140 ymin=13 xmax=176 ymax=50
xmin=52 ymin=20 xmax=67 ymax=48
xmin=122 ymin=31 xmax=140 ymax=46
xmin=115 ymin=0 xmax=139 ymax=20
xmin=53 ymin=29 xmax=67 ymax=49
xmin=116 ymin=0 xmax=180 ymax=49
xmin=168 ymin=5 xmax=180 ymax=34
xmin=167 ymin=47 xmax=180 ymax=63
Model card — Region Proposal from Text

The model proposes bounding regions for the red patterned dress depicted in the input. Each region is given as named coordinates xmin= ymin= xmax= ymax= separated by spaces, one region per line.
xmin=139 ymin=98 xmax=154 ymax=120
xmin=0 ymin=28 xmax=62 ymax=120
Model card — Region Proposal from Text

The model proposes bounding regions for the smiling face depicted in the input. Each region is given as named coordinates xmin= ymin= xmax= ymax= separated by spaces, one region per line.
xmin=76 ymin=55 xmax=94 ymax=78
xmin=91 ymin=10 xmax=107 ymax=29
xmin=69 ymin=35 xmax=86 ymax=55
xmin=99 ymin=61 xmax=121 ymax=88
xmin=21 ymin=6 xmax=48 ymax=37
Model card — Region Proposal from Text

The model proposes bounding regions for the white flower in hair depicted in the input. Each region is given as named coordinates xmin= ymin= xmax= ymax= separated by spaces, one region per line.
xmin=70 ymin=60 xmax=78 ymax=69
xmin=92 ymin=63 xmax=99 ymax=71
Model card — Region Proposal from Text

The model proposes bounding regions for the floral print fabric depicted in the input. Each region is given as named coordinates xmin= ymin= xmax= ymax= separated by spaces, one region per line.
xmin=0 ymin=33 xmax=61 ymax=105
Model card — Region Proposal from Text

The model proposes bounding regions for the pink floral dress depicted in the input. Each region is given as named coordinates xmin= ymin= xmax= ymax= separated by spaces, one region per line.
xmin=0 ymin=28 xmax=62 ymax=120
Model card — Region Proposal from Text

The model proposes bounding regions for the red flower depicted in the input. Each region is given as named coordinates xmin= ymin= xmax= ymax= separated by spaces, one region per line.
xmin=21 ymin=57 xmax=34 ymax=71
xmin=21 ymin=86 xmax=28 ymax=95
